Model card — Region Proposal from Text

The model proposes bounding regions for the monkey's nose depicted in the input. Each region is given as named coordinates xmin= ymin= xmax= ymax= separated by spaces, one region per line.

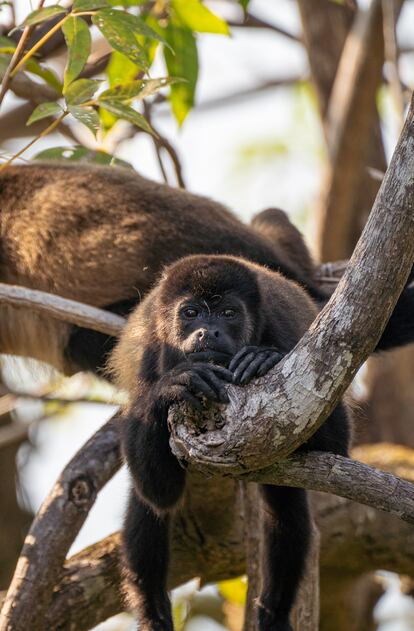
xmin=197 ymin=329 xmax=219 ymax=340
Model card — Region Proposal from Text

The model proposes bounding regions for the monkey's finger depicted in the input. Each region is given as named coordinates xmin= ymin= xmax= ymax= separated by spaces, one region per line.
xmin=193 ymin=368 xmax=230 ymax=403
xmin=169 ymin=384 xmax=203 ymax=411
xmin=256 ymin=353 xmax=284 ymax=378
xmin=232 ymin=352 xmax=256 ymax=384
xmin=188 ymin=373 xmax=221 ymax=401
xmin=203 ymin=372 xmax=230 ymax=403
xmin=207 ymin=364 xmax=233 ymax=382
xmin=229 ymin=346 xmax=257 ymax=372
xmin=181 ymin=390 xmax=203 ymax=411
xmin=239 ymin=352 xmax=269 ymax=385
xmin=193 ymin=364 xmax=233 ymax=382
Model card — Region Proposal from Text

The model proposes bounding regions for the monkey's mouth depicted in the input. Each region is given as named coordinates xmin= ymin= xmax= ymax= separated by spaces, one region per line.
xmin=187 ymin=349 xmax=233 ymax=367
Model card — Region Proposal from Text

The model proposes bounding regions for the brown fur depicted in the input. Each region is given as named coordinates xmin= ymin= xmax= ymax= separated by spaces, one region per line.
xmin=0 ymin=162 xmax=318 ymax=372
xmin=110 ymin=255 xmax=317 ymax=394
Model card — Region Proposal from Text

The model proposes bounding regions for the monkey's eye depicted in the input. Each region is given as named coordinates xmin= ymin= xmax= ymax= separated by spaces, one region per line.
xmin=221 ymin=308 xmax=236 ymax=319
xmin=182 ymin=307 xmax=199 ymax=319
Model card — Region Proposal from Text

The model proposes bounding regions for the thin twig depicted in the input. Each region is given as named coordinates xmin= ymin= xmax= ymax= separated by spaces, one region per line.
xmin=11 ymin=14 xmax=69 ymax=78
xmin=144 ymin=101 xmax=186 ymax=188
xmin=154 ymin=75 xmax=302 ymax=114
xmin=0 ymin=0 xmax=46 ymax=108
xmin=0 ymin=112 xmax=69 ymax=170
xmin=228 ymin=12 xmax=300 ymax=42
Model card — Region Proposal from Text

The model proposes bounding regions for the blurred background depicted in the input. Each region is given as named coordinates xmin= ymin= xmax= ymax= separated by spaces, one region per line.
xmin=1 ymin=0 xmax=414 ymax=629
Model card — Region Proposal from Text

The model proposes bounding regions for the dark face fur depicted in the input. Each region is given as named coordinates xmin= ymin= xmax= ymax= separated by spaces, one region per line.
xmin=156 ymin=256 xmax=262 ymax=363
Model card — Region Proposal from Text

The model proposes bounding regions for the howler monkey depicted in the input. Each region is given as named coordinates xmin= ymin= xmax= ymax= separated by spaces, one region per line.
xmin=110 ymin=251 xmax=414 ymax=631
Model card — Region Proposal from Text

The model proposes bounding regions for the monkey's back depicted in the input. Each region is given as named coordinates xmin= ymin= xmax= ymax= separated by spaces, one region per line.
xmin=0 ymin=162 xmax=315 ymax=306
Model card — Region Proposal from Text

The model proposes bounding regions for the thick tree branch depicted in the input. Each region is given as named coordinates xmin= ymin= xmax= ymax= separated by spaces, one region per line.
xmin=298 ymin=0 xmax=388 ymax=262
xmin=169 ymin=94 xmax=414 ymax=471
xmin=0 ymin=416 xmax=122 ymax=631
xmin=29 ymin=447 xmax=414 ymax=631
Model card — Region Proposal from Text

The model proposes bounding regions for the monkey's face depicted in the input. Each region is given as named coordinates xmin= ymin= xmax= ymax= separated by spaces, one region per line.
xmin=157 ymin=295 xmax=253 ymax=364
xmin=156 ymin=255 xmax=262 ymax=363
xmin=174 ymin=294 xmax=254 ymax=362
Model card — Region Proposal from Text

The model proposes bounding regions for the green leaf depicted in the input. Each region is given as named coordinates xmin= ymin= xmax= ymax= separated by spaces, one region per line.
xmin=99 ymin=105 xmax=117 ymax=130
xmin=92 ymin=9 xmax=148 ymax=68
xmin=33 ymin=145 xmax=133 ymax=168
xmin=62 ymin=16 xmax=91 ymax=90
xmin=107 ymin=0 xmax=148 ymax=5
xmin=73 ymin=0 xmax=111 ymax=10
xmin=26 ymin=101 xmax=62 ymax=125
xmin=239 ymin=0 xmax=250 ymax=10
xmin=172 ymin=0 xmax=229 ymax=35
xmin=25 ymin=59 xmax=62 ymax=94
xmin=92 ymin=9 xmax=168 ymax=62
xmin=100 ymin=100 xmax=154 ymax=134
xmin=99 ymin=77 xmax=174 ymax=101
xmin=164 ymin=22 xmax=198 ymax=124
xmin=106 ymin=50 xmax=138 ymax=87
xmin=111 ymin=10 xmax=170 ymax=47
xmin=18 ymin=6 xmax=66 ymax=28
xmin=68 ymin=104 xmax=100 ymax=137
xmin=65 ymin=78 xmax=101 ymax=105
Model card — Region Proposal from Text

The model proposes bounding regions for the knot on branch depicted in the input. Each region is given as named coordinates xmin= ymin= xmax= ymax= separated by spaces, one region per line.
xmin=68 ymin=476 xmax=96 ymax=509
xmin=168 ymin=364 xmax=302 ymax=475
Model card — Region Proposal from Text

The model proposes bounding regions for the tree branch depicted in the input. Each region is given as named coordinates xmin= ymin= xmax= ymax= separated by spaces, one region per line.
xmin=227 ymin=12 xmax=300 ymax=42
xmin=0 ymin=0 xmax=46 ymax=108
xmin=169 ymin=93 xmax=414 ymax=471
xmin=315 ymin=0 xmax=387 ymax=260
xmin=0 ymin=283 xmax=125 ymax=337
xmin=29 ymin=448 xmax=414 ymax=631
xmin=0 ymin=416 xmax=122 ymax=631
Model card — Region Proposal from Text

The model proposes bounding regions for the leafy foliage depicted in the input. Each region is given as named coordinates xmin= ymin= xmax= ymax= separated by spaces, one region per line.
xmin=1 ymin=0 xmax=233 ymax=166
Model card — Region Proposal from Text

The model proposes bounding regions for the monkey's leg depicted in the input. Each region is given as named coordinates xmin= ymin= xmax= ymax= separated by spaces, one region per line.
xmin=301 ymin=402 xmax=350 ymax=456
xmin=257 ymin=485 xmax=311 ymax=631
xmin=123 ymin=490 xmax=173 ymax=631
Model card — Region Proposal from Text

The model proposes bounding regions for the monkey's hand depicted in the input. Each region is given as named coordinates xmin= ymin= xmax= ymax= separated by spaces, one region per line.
xmin=230 ymin=346 xmax=285 ymax=385
xmin=157 ymin=362 xmax=233 ymax=411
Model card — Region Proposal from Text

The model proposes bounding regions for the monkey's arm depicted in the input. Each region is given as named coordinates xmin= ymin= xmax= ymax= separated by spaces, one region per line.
xmin=123 ymin=362 xmax=232 ymax=510
xmin=123 ymin=397 xmax=186 ymax=511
